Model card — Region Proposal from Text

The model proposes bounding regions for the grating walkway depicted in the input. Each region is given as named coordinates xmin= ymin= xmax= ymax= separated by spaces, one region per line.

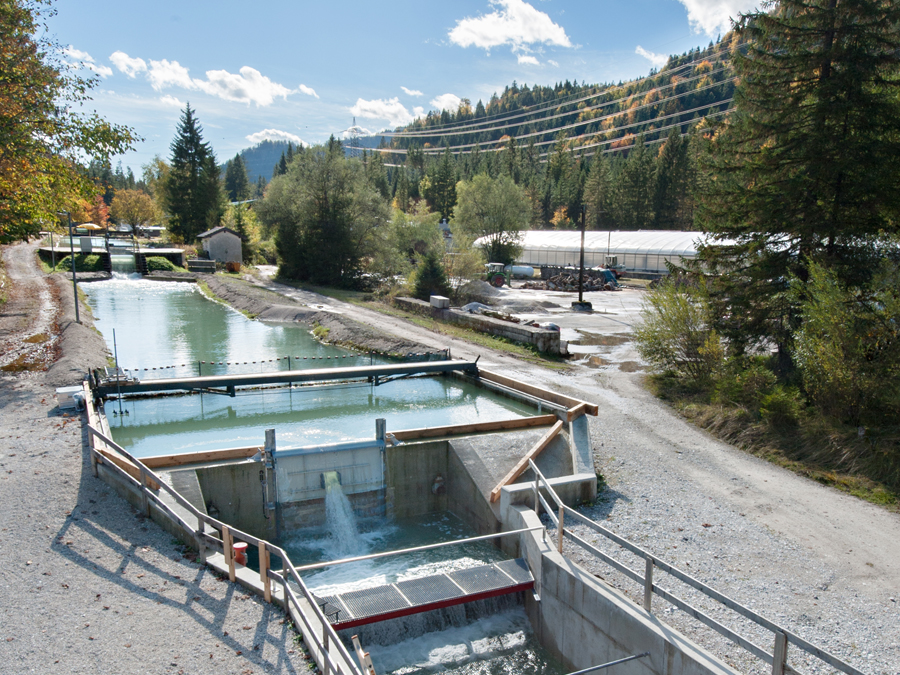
xmin=314 ymin=558 xmax=534 ymax=630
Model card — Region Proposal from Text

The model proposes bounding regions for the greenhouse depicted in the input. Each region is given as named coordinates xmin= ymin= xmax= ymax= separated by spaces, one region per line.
xmin=498 ymin=230 xmax=713 ymax=275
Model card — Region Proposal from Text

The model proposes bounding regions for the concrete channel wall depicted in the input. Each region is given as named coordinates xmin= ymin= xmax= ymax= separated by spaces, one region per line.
xmin=508 ymin=506 xmax=738 ymax=675
xmin=394 ymin=297 xmax=561 ymax=353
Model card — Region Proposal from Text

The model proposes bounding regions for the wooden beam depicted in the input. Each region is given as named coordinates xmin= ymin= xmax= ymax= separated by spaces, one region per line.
xmin=141 ymin=446 xmax=262 ymax=468
xmin=489 ymin=420 xmax=564 ymax=503
xmin=566 ymin=402 xmax=588 ymax=422
xmin=477 ymin=369 xmax=598 ymax=415
xmin=96 ymin=446 xmax=160 ymax=490
xmin=391 ymin=414 xmax=557 ymax=441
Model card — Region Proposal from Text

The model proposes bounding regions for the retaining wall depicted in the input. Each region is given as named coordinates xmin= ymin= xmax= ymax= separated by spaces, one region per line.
xmin=394 ymin=297 xmax=560 ymax=353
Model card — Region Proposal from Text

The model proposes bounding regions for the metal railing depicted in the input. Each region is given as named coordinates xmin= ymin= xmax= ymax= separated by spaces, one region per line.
xmin=84 ymin=416 xmax=363 ymax=675
xmin=527 ymin=459 xmax=867 ymax=675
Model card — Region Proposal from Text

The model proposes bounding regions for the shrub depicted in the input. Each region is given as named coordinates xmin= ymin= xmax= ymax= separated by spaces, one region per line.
xmin=634 ymin=277 xmax=723 ymax=383
xmin=146 ymin=256 xmax=183 ymax=272
xmin=54 ymin=254 xmax=103 ymax=272
xmin=713 ymin=359 xmax=777 ymax=412
xmin=759 ymin=385 xmax=804 ymax=429
xmin=411 ymin=251 xmax=451 ymax=301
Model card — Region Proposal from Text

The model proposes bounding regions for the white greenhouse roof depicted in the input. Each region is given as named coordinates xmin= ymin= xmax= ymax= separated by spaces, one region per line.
xmin=505 ymin=230 xmax=713 ymax=257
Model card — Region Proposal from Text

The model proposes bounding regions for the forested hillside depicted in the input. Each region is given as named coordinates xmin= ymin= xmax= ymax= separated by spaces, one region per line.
xmin=369 ymin=38 xmax=735 ymax=230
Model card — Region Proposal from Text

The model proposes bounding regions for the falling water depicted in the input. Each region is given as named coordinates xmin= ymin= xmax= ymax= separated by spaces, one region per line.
xmin=323 ymin=471 xmax=365 ymax=559
xmin=110 ymin=253 xmax=138 ymax=276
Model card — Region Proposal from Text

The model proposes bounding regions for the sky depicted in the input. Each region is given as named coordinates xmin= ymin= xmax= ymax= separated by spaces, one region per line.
xmin=48 ymin=0 xmax=758 ymax=175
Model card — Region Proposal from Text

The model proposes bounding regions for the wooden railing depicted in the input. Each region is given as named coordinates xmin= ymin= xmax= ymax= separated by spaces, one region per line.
xmin=527 ymin=459 xmax=868 ymax=675
xmin=84 ymin=418 xmax=363 ymax=675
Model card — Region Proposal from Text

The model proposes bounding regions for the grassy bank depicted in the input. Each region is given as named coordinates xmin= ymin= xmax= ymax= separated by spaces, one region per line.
xmin=648 ymin=375 xmax=899 ymax=511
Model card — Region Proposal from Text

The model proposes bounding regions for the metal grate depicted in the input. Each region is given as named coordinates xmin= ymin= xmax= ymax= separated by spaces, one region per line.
xmin=495 ymin=558 xmax=533 ymax=585
xmin=448 ymin=564 xmax=513 ymax=595
xmin=339 ymin=584 xmax=410 ymax=620
xmin=396 ymin=574 xmax=466 ymax=606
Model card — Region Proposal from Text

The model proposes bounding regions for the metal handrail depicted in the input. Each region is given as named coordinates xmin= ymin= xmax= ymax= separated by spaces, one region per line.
xmin=525 ymin=460 xmax=867 ymax=675
xmin=85 ymin=422 xmax=363 ymax=675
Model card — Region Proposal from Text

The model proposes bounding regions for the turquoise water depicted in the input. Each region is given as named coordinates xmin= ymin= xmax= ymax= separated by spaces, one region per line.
xmin=105 ymin=376 xmax=534 ymax=457
xmin=83 ymin=276 xmax=354 ymax=378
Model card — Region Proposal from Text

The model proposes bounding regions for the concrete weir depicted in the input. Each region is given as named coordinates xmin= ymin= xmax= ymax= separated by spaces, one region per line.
xmin=83 ymin=363 xmax=760 ymax=675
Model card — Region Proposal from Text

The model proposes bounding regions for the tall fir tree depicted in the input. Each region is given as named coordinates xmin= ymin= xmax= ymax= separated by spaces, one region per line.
xmin=699 ymin=0 xmax=900 ymax=359
xmin=615 ymin=135 xmax=655 ymax=229
xmin=164 ymin=104 xmax=223 ymax=241
xmin=224 ymin=153 xmax=251 ymax=202
xmin=652 ymin=129 xmax=689 ymax=230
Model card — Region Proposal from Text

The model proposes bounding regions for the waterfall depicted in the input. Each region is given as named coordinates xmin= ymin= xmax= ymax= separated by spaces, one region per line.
xmin=323 ymin=471 xmax=365 ymax=559
xmin=110 ymin=253 xmax=138 ymax=276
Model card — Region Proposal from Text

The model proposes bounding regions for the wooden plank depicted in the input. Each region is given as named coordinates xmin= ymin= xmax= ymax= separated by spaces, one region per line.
xmin=96 ymin=446 xmax=161 ymax=490
xmin=260 ymin=542 xmax=271 ymax=603
xmin=223 ymin=526 xmax=235 ymax=583
xmin=489 ymin=420 xmax=564 ymax=503
xmin=141 ymin=446 xmax=262 ymax=468
xmin=477 ymin=369 xmax=598 ymax=415
xmin=391 ymin=414 xmax=557 ymax=441
xmin=566 ymin=402 xmax=588 ymax=422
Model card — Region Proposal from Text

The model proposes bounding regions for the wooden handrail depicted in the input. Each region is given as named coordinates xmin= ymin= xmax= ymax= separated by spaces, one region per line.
xmin=490 ymin=420 xmax=563 ymax=503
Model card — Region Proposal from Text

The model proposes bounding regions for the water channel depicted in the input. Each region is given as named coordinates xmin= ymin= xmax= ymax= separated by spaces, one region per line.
xmin=85 ymin=276 xmax=559 ymax=673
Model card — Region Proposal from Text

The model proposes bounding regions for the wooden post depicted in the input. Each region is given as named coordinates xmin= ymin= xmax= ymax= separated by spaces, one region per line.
xmin=323 ymin=631 xmax=332 ymax=675
xmin=138 ymin=465 xmax=150 ymax=516
xmin=557 ymin=506 xmax=565 ymax=554
xmin=643 ymin=557 xmax=654 ymax=613
xmin=260 ymin=542 xmax=271 ymax=603
xmin=772 ymin=631 xmax=788 ymax=675
xmin=223 ymin=526 xmax=235 ymax=583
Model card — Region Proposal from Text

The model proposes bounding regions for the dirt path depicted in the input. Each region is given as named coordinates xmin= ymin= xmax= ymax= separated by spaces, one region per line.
xmin=0 ymin=241 xmax=60 ymax=371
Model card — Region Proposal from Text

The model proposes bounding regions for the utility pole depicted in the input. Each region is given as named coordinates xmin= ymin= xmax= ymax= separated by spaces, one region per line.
xmin=60 ymin=211 xmax=80 ymax=324
xmin=571 ymin=205 xmax=592 ymax=311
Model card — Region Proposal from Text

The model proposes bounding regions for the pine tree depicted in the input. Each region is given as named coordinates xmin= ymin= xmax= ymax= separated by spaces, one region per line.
xmin=699 ymin=0 xmax=900 ymax=359
xmin=423 ymin=146 xmax=457 ymax=219
xmin=615 ymin=136 xmax=654 ymax=229
xmin=583 ymin=154 xmax=614 ymax=230
xmin=652 ymin=129 xmax=688 ymax=229
xmin=224 ymin=154 xmax=251 ymax=202
xmin=164 ymin=104 xmax=223 ymax=242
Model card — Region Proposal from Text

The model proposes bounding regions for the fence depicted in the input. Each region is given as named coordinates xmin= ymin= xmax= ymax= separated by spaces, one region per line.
xmin=526 ymin=459 xmax=867 ymax=675
xmin=82 ymin=384 xmax=363 ymax=675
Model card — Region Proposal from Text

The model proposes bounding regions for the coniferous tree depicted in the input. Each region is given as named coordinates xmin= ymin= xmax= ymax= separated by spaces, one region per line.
xmin=423 ymin=146 xmax=457 ymax=219
xmin=652 ymin=129 xmax=688 ymax=229
xmin=699 ymin=0 xmax=900 ymax=359
xmin=224 ymin=154 xmax=251 ymax=202
xmin=255 ymin=175 xmax=267 ymax=199
xmin=615 ymin=136 xmax=655 ymax=229
xmin=583 ymin=154 xmax=614 ymax=230
xmin=164 ymin=104 xmax=223 ymax=241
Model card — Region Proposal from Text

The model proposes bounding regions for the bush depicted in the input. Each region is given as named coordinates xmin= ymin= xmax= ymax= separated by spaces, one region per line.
xmin=411 ymin=251 xmax=451 ymax=301
xmin=146 ymin=256 xmax=183 ymax=272
xmin=54 ymin=254 xmax=103 ymax=272
xmin=759 ymin=385 xmax=804 ymax=429
xmin=634 ymin=277 xmax=723 ymax=383
xmin=713 ymin=359 xmax=777 ymax=412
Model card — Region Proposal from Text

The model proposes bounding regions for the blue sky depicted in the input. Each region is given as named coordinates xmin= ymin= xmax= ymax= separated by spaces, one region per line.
xmin=49 ymin=0 xmax=756 ymax=174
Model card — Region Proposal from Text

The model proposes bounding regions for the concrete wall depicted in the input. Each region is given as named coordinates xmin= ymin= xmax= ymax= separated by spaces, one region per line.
xmin=196 ymin=461 xmax=275 ymax=540
xmin=384 ymin=440 xmax=449 ymax=519
xmin=508 ymin=506 xmax=738 ymax=675
xmin=394 ymin=297 xmax=560 ymax=353
xmin=202 ymin=231 xmax=242 ymax=263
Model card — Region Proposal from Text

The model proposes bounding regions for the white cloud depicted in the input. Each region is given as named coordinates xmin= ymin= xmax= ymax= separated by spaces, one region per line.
xmin=147 ymin=59 xmax=195 ymax=91
xmin=413 ymin=106 xmax=425 ymax=118
xmin=431 ymin=93 xmax=462 ymax=112
xmin=635 ymin=45 xmax=668 ymax=68
xmin=351 ymin=97 xmax=420 ymax=127
xmin=449 ymin=0 xmax=571 ymax=53
xmin=298 ymin=84 xmax=319 ymax=98
xmin=517 ymin=54 xmax=540 ymax=66
xmin=548 ymin=59 xmax=559 ymax=67
xmin=63 ymin=45 xmax=112 ymax=77
xmin=401 ymin=86 xmax=424 ymax=97
xmin=196 ymin=66 xmax=292 ymax=106
xmin=110 ymin=51 xmax=148 ymax=78
xmin=342 ymin=124 xmax=373 ymax=140
xmin=159 ymin=94 xmax=184 ymax=107
xmin=677 ymin=0 xmax=758 ymax=36
xmin=246 ymin=129 xmax=306 ymax=145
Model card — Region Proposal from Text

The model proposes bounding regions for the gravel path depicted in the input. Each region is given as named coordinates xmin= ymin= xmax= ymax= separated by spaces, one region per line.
xmin=0 ymin=243 xmax=311 ymax=675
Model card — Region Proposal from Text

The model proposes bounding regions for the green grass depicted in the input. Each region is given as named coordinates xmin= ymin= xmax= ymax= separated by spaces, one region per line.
xmin=196 ymin=279 xmax=258 ymax=319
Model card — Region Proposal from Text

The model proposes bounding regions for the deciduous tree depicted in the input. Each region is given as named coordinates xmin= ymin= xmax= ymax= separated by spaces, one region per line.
xmin=452 ymin=174 xmax=529 ymax=265
xmin=0 ymin=0 xmax=136 ymax=241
